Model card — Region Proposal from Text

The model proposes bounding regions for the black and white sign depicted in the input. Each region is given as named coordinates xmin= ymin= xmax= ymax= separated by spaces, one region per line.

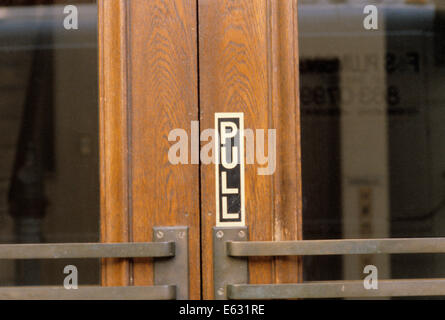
xmin=215 ymin=113 xmax=245 ymax=227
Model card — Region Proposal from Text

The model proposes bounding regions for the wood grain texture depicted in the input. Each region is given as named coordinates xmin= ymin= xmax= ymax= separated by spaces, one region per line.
xmin=99 ymin=0 xmax=200 ymax=298
xmin=128 ymin=0 xmax=200 ymax=299
xmin=270 ymin=0 xmax=303 ymax=284
xmin=100 ymin=0 xmax=301 ymax=299
xmin=99 ymin=0 xmax=130 ymax=287
xmin=199 ymin=0 xmax=302 ymax=299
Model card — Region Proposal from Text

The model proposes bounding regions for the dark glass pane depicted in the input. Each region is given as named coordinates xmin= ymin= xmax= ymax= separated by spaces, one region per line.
xmin=299 ymin=0 xmax=445 ymax=295
xmin=0 ymin=2 xmax=98 ymax=285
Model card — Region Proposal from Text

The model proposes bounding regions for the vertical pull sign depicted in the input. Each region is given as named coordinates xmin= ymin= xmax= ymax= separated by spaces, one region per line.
xmin=215 ymin=113 xmax=245 ymax=227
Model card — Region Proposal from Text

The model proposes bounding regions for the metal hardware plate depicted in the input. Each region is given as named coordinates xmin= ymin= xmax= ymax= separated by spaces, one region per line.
xmin=227 ymin=279 xmax=445 ymax=299
xmin=213 ymin=227 xmax=248 ymax=300
xmin=0 ymin=285 xmax=176 ymax=300
xmin=154 ymin=226 xmax=189 ymax=300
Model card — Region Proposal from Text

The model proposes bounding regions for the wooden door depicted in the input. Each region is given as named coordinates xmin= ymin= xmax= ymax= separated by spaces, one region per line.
xmin=99 ymin=0 xmax=302 ymax=299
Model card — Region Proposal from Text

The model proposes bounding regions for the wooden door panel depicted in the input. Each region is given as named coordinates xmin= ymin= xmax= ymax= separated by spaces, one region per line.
xmin=99 ymin=0 xmax=301 ymax=300
xmin=99 ymin=0 xmax=131 ymax=287
xmin=99 ymin=0 xmax=200 ymax=299
xmin=199 ymin=0 xmax=302 ymax=299
xmin=129 ymin=0 xmax=200 ymax=297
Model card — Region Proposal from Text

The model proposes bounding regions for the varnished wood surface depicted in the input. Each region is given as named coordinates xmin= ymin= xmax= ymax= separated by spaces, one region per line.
xmin=99 ymin=0 xmax=130 ymax=287
xmin=269 ymin=0 xmax=302 ymax=285
xmin=128 ymin=0 xmax=200 ymax=299
xmin=100 ymin=0 xmax=302 ymax=299
xmin=99 ymin=0 xmax=200 ymax=298
xmin=199 ymin=0 xmax=302 ymax=299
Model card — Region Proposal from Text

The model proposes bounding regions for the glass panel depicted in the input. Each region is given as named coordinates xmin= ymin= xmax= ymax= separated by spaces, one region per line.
xmin=0 ymin=1 xmax=98 ymax=285
xmin=299 ymin=0 xmax=445 ymax=294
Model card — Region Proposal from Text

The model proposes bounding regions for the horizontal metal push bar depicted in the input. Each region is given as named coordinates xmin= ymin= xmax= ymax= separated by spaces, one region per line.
xmin=226 ymin=237 xmax=445 ymax=257
xmin=214 ymin=228 xmax=445 ymax=299
xmin=0 ymin=242 xmax=175 ymax=260
xmin=227 ymin=279 xmax=445 ymax=299
xmin=0 ymin=226 xmax=189 ymax=300
xmin=0 ymin=285 xmax=176 ymax=300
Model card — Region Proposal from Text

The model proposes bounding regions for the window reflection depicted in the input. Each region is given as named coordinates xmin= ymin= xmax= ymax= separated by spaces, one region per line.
xmin=0 ymin=2 xmax=98 ymax=286
xmin=300 ymin=0 xmax=445 ymax=288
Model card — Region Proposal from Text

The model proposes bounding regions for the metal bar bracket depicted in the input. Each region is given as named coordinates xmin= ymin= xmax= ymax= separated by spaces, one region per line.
xmin=153 ymin=226 xmax=189 ymax=300
xmin=213 ymin=227 xmax=248 ymax=300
